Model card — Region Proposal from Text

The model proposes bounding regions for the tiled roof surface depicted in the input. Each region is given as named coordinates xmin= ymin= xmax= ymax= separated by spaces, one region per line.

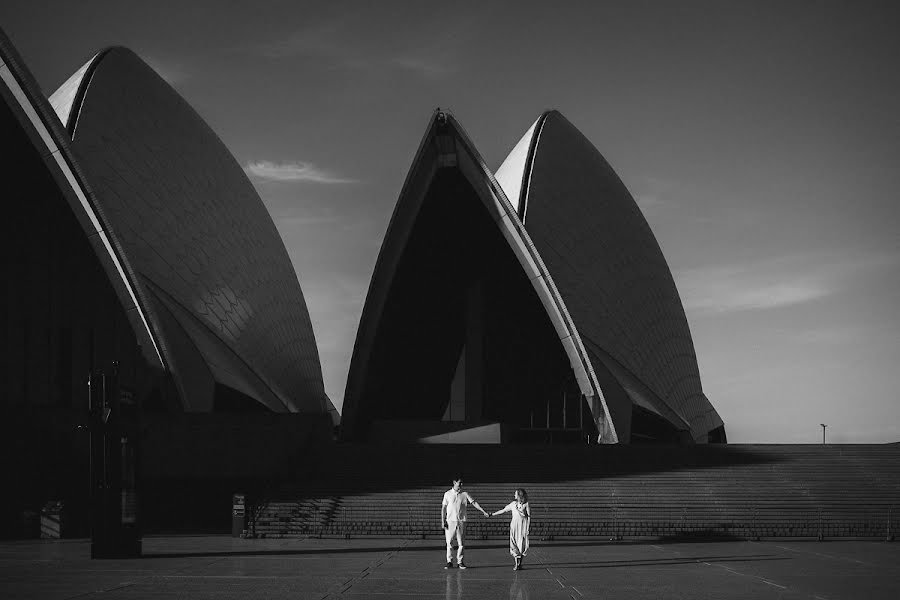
xmin=522 ymin=111 xmax=723 ymax=440
xmin=65 ymin=48 xmax=326 ymax=413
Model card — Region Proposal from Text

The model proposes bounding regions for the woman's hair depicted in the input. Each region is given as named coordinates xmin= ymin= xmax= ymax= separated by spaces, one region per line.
xmin=516 ymin=488 xmax=528 ymax=503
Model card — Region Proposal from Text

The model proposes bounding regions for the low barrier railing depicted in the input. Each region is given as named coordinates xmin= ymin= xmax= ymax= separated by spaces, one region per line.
xmin=253 ymin=503 xmax=897 ymax=541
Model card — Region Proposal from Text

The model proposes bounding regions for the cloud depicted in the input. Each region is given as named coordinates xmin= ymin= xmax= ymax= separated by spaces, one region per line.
xmin=245 ymin=160 xmax=355 ymax=184
xmin=676 ymin=250 xmax=900 ymax=316
xmin=678 ymin=268 xmax=832 ymax=314
xmin=676 ymin=260 xmax=834 ymax=315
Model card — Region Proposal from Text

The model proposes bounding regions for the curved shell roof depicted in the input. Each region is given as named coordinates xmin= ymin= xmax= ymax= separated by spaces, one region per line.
xmin=498 ymin=110 xmax=723 ymax=440
xmin=53 ymin=47 xmax=327 ymax=413
xmin=343 ymin=110 xmax=618 ymax=441
xmin=0 ymin=30 xmax=163 ymax=373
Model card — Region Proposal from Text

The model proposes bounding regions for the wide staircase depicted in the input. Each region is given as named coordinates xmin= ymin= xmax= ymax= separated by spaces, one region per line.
xmin=250 ymin=444 xmax=900 ymax=540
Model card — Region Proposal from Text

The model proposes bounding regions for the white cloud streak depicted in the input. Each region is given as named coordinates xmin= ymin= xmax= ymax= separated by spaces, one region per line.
xmin=676 ymin=250 xmax=900 ymax=316
xmin=245 ymin=161 xmax=355 ymax=184
xmin=677 ymin=267 xmax=832 ymax=314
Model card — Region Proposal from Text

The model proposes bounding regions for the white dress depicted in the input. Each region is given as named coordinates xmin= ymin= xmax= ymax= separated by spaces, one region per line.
xmin=497 ymin=501 xmax=530 ymax=558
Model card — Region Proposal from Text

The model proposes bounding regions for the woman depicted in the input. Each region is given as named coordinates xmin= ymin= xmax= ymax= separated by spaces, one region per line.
xmin=491 ymin=488 xmax=531 ymax=570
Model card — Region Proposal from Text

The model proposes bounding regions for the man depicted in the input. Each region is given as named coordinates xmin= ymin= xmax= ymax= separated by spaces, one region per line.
xmin=440 ymin=477 xmax=488 ymax=569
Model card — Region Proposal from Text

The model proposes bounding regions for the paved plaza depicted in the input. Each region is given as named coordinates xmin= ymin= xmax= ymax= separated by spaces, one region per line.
xmin=1 ymin=536 xmax=898 ymax=599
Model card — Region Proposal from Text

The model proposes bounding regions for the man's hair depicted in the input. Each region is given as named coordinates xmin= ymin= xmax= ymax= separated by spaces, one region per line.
xmin=452 ymin=477 xmax=463 ymax=483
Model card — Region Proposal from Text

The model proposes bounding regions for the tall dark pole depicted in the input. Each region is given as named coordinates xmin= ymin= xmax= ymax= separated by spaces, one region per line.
xmin=87 ymin=372 xmax=93 ymax=536
xmin=820 ymin=423 xmax=827 ymax=445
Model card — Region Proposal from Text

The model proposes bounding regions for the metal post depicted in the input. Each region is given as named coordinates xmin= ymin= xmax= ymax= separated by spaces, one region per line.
xmin=546 ymin=394 xmax=550 ymax=429
xmin=820 ymin=424 xmax=827 ymax=444
xmin=87 ymin=371 xmax=93 ymax=495
xmin=562 ymin=386 xmax=567 ymax=430
xmin=101 ymin=372 xmax=108 ymax=502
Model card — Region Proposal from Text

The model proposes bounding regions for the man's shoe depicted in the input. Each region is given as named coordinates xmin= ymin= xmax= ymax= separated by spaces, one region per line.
xmin=444 ymin=561 xmax=453 ymax=569
xmin=458 ymin=562 xmax=467 ymax=570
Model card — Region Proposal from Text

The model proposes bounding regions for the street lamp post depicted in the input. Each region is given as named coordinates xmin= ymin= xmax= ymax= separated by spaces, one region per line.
xmin=820 ymin=423 xmax=827 ymax=445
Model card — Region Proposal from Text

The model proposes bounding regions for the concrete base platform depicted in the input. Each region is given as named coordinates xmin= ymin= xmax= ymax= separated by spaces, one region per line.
xmin=1 ymin=536 xmax=898 ymax=599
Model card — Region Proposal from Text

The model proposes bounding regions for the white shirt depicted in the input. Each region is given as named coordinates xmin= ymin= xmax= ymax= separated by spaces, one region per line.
xmin=442 ymin=489 xmax=476 ymax=522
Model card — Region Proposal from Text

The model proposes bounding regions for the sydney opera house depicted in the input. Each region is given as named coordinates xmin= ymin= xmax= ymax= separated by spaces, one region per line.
xmin=342 ymin=110 xmax=725 ymax=445
xmin=2 ymin=40 xmax=331 ymax=418
xmin=1 ymin=30 xmax=334 ymax=536
xmin=2 ymin=25 xmax=723 ymax=536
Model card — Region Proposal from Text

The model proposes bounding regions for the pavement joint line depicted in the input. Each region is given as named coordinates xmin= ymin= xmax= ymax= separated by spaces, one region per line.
xmin=770 ymin=543 xmax=868 ymax=566
xmin=62 ymin=580 xmax=135 ymax=600
xmin=705 ymin=559 xmax=791 ymax=591
xmin=62 ymin=551 xmax=225 ymax=597
xmin=530 ymin=548 xmax=574 ymax=593
xmin=59 ymin=553 xmax=225 ymax=598
xmin=572 ymin=586 xmax=583 ymax=597
xmin=320 ymin=538 xmax=414 ymax=598
xmin=657 ymin=541 xmax=795 ymax=593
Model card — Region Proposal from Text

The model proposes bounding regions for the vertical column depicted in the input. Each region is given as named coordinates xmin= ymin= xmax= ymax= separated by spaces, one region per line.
xmin=464 ymin=280 xmax=483 ymax=424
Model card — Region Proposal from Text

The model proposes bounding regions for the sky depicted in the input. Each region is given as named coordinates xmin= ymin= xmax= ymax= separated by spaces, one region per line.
xmin=3 ymin=1 xmax=899 ymax=443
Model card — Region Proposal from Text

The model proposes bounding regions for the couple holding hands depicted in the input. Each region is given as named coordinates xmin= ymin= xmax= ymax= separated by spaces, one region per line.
xmin=440 ymin=477 xmax=531 ymax=571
